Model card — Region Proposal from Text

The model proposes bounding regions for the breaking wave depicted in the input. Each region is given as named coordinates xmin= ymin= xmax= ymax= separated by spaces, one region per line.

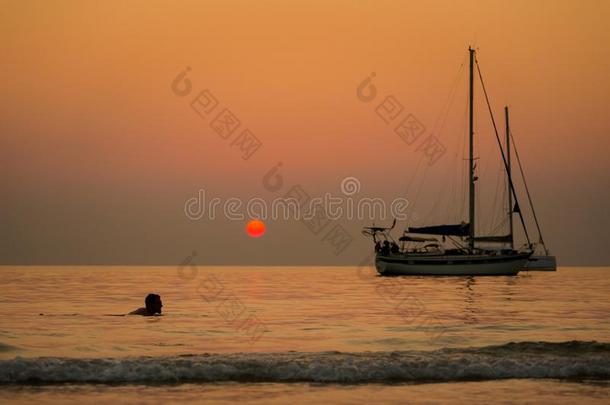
xmin=1 ymin=341 xmax=609 ymax=384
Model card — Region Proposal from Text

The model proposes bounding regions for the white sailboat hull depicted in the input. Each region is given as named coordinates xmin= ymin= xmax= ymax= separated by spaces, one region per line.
xmin=524 ymin=255 xmax=557 ymax=271
xmin=375 ymin=253 xmax=530 ymax=276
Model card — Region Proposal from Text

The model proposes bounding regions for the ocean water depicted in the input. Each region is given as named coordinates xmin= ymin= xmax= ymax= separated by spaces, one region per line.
xmin=0 ymin=266 xmax=609 ymax=403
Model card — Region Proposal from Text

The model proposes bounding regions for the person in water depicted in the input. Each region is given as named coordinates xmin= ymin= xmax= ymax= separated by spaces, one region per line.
xmin=129 ymin=293 xmax=163 ymax=316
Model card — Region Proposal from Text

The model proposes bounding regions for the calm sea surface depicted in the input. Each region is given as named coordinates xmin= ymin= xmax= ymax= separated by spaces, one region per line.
xmin=1 ymin=266 xmax=609 ymax=403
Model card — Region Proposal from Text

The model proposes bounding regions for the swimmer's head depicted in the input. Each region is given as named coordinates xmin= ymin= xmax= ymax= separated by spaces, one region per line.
xmin=145 ymin=293 xmax=163 ymax=314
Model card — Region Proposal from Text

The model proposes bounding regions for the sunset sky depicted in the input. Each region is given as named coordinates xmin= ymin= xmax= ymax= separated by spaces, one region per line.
xmin=2 ymin=0 xmax=609 ymax=265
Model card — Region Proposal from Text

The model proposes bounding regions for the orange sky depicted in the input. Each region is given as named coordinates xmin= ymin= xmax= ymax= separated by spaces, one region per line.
xmin=2 ymin=0 xmax=609 ymax=264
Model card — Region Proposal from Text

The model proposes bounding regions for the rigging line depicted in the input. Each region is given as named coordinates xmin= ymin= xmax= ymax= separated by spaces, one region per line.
xmin=402 ymin=140 xmax=430 ymax=225
xmin=445 ymin=66 xmax=467 ymax=222
xmin=476 ymin=182 xmax=481 ymax=236
xmin=489 ymin=166 xmax=503 ymax=234
xmin=432 ymin=53 xmax=467 ymax=135
xmin=492 ymin=163 xmax=506 ymax=232
xmin=406 ymin=153 xmax=428 ymax=213
xmin=491 ymin=169 xmax=500 ymax=233
xmin=510 ymin=127 xmax=549 ymax=255
xmin=438 ymin=81 xmax=463 ymax=219
xmin=404 ymin=152 xmax=425 ymax=196
xmin=404 ymin=55 xmax=466 ymax=212
xmin=424 ymin=55 xmax=467 ymax=225
xmin=426 ymin=195 xmax=442 ymax=226
xmin=489 ymin=215 xmax=508 ymax=236
xmin=455 ymin=89 xmax=468 ymax=222
xmin=453 ymin=118 xmax=466 ymax=221
xmin=460 ymin=88 xmax=469 ymax=219
xmin=474 ymin=57 xmax=532 ymax=247
xmin=499 ymin=169 xmax=508 ymax=236
xmin=438 ymin=60 xmax=467 ymax=136
xmin=445 ymin=147 xmax=462 ymax=219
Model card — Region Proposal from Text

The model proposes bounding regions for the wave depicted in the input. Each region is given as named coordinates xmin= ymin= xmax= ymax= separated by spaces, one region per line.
xmin=1 ymin=341 xmax=609 ymax=384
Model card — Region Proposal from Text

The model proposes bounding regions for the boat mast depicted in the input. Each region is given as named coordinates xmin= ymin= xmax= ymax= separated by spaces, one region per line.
xmin=505 ymin=106 xmax=514 ymax=250
xmin=510 ymin=129 xmax=549 ymax=255
xmin=468 ymin=47 xmax=475 ymax=252
xmin=475 ymin=57 xmax=532 ymax=249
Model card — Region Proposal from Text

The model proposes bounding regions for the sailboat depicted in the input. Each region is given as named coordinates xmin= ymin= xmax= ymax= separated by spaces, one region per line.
xmin=504 ymin=107 xmax=557 ymax=271
xmin=362 ymin=47 xmax=532 ymax=276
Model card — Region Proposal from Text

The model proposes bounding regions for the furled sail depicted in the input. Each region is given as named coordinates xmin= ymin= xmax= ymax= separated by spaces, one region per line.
xmin=398 ymin=235 xmax=438 ymax=242
xmin=473 ymin=235 xmax=512 ymax=243
xmin=407 ymin=222 xmax=470 ymax=237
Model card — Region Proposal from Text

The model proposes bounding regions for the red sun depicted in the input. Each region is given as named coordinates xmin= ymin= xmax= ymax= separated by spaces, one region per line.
xmin=246 ymin=219 xmax=266 ymax=238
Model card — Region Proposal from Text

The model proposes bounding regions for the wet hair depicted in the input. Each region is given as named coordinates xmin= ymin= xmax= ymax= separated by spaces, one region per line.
xmin=145 ymin=293 xmax=161 ymax=312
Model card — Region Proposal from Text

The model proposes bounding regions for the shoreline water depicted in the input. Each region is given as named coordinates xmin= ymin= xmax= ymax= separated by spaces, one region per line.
xmin=2 ymin=341 xmax=609 ymax=384
xmin=1 ymin=266 xmax=608 ymax=402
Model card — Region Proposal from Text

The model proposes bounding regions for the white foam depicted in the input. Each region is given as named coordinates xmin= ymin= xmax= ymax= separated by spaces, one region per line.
xmin=1 ymin=341 xmax=608 ymax=384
